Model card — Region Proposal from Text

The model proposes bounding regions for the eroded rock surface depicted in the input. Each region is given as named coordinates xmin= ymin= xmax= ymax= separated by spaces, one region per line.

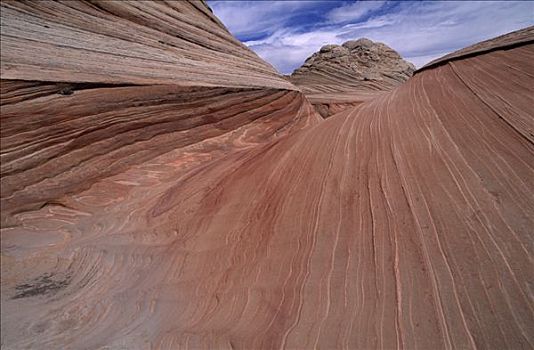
xmin=1 ymin=2 xmax=533 ymax=349
xmin=0 ymin=0 xmax=319 ymax=226
xmin=290 ymin=38 xmax=415 ymax=117
xmin=291 ymin=38 xmax=415 ymax=93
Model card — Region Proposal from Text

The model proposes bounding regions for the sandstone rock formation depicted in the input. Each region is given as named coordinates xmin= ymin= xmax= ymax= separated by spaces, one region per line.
xmin=0 ymin=0 xmax=320 ymax=226
xmin=290 ymin=38 xmax=415 ymax=117
xmin=1 ymin=1 xmax=533 ymax=349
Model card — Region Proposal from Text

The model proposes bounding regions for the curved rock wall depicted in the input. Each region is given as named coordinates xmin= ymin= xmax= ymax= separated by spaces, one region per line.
xmin=0 ymin=0 xmax=294 ymax=89
xmin=1 ymin=2 xmax=533 ymax=349
xmin=0 ymin=0 xmax=319 ymax=225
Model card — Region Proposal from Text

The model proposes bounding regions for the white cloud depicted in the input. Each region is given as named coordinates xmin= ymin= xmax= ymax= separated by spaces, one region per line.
xmin=327 ymin=1 xmax=387 ymax=23
xmin=209 ymin=1 xmax=326 ymax=38
xmin=211 ymin=1 xmax=534 ymax=74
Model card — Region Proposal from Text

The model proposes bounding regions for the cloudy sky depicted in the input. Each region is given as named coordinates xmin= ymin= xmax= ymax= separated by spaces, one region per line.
xmin=208 ymin=1 xmax=534 ymax=74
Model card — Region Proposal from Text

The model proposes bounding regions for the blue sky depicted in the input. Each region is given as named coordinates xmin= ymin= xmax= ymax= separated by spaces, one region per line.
xmin=208 ymin=1 xmax=534 ymax=74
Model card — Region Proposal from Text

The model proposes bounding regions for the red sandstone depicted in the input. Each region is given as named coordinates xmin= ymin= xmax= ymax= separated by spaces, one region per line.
xmin=1 ymin=1 xmax=533 ymax=349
